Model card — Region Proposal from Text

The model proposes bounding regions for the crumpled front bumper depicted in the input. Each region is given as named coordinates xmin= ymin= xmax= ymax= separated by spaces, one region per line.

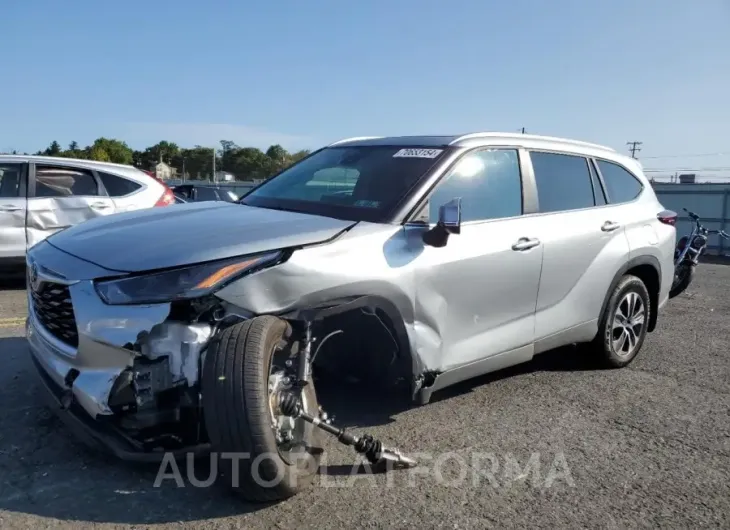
xmin=26 ymin=279 xmax=171 ymax=419
xmin=29 ymin=335 xmax=210 ymax=462
xmin=24 ymin=241 xmax=215 ymax=460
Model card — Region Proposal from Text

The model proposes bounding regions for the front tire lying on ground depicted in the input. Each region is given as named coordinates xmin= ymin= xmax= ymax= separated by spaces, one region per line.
xmin=202 ymin=315 xmax=323 ymax=502
xmin=592 ymin=274 xmax=651 ymax=368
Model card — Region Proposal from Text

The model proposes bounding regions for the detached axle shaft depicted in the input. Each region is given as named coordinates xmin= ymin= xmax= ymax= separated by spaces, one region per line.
xmin=275 ymin=390 xmax=417 ymax=470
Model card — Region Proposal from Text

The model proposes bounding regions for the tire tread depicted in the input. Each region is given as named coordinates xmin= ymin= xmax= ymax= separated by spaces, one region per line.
xmin=202 ymin=316 xmax=314 ymax=502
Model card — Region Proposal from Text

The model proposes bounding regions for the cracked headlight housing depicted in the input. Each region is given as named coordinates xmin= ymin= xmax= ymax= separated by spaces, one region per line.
xmin=95 ymin=251 xmax=283 ymax=305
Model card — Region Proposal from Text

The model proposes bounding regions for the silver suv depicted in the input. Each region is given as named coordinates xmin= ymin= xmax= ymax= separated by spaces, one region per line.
xmin=25 ymin=132 xmax=677 ymax=501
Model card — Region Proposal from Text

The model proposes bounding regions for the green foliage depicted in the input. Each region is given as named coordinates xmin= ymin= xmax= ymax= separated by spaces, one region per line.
xmin=28 ymin=138 xmax=312 ymax=181
xmin=87 ymin=138 xmax=134 ymax=164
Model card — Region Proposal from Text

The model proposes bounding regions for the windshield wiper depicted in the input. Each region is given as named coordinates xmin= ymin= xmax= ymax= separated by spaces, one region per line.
xmin=241 ymin=202 xmax=303 ymax=215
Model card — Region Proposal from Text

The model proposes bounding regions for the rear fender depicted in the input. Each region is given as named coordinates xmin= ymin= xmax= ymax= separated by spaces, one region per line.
xmin=598 ymin=255 xmax=662 ymax=333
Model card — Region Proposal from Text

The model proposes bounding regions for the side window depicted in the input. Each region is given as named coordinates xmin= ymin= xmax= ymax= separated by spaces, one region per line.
xmin=195 ymin=187 xmax=219 ymax=201
xmin=424 ymin=149 xmax=522 ymax=223
xmin=34 ymin=165 xmax=99 ymax=198
xmin=99 ymin=172 xmax=142 ymax=197
xmin=0 ymin=163 xmax=24 ymax=198
xmin=589 ymin=160 xmax=607 ymax=206
xmin=530 ymin=151 xmax=595 ymax=213
xmin=595 ymin=160 xmax=643 ymax=204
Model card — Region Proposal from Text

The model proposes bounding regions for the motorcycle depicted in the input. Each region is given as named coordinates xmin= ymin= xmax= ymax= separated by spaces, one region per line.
xmin=669 ymin=207 xmax=730 ymax=298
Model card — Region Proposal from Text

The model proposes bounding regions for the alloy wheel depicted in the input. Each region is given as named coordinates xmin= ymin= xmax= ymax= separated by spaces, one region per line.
xmin=611 ymin=291 xmax=646 ymax=357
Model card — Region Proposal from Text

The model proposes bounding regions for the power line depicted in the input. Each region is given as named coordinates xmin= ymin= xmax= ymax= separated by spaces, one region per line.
xmin=627 ymin=141 xmax=642 ymax=158
xmin=640 ymin=152 xmax=729 ymax=160
xmin=644 ymin=166 xmax=730 ymax=172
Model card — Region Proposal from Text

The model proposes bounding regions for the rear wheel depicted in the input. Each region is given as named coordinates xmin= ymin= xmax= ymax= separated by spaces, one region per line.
xmin=201 ymin=316 xmax=323 ymax=502
xmin=592 ymin=275 xmax=650 ymax=368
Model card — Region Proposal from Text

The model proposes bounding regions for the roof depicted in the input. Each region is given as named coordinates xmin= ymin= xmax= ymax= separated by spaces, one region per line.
xmin=0 ymin=154 xmax=147 ymax=179
xmin=329 ymin=132 xmax=617 ymax=156
xmin=0 ymin=153 xmax=137 ymax=169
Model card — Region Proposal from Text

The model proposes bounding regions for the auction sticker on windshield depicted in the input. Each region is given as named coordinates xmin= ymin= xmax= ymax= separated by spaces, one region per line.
xmin=393 ymin=148 xmax=443 ymax=158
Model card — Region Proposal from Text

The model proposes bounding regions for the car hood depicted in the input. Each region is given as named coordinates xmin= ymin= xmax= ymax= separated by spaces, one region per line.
xmin=47 ymin=201 xmax=358 ymax=273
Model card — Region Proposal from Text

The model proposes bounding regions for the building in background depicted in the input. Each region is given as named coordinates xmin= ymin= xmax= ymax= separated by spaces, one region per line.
xmin=214 ymin=171 xmax=236 ymax=182
xmin=155 ymin=161 xmax=175 ymax=180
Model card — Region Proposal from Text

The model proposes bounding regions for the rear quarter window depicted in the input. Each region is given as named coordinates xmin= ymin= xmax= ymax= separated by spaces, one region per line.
xmin=99 ymin=172 xmax=143 ymax=197
xmin=595 ymin=160 xmax=643 ymax=204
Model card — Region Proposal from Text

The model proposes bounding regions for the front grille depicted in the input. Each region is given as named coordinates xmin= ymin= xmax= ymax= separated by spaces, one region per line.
xmin=31 ymin=282 xmax=79 ymax=348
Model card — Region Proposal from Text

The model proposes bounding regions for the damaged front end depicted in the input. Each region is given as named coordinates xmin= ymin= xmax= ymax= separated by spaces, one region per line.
xmin=25 ymin=242 xmax=268 ymax=460
xmin=27 ymin=282 xmax=229 ymax=460
xmin=105 ymin=318 xmax=216 ymax=453
xmin=27 ymin=239 xmax=421 ymax=469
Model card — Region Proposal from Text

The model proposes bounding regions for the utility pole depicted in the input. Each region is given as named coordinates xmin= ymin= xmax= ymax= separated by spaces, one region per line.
xmin=627 ymin=141 xmax=642 ymax=158
xmin=212 ymin=147 xmax=216 ymax=183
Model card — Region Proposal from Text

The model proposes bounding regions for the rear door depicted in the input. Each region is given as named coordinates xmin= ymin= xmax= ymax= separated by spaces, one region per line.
xmin=0 ymin=162 xmax=28 ymax=260
xmin=26 ymin=162 xmax=116 ymax=247
xmin=525 ymin=150 xmax=630 ymax=349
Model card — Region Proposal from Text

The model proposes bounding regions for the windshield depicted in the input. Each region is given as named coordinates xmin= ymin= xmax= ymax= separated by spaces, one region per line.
xmin=240 ymin=145 xmax=450 ymax=222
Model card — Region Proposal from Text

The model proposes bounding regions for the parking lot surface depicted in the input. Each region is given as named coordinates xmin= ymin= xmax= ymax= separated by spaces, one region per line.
xmin=1 ymin=266 xmax=729 ymax=529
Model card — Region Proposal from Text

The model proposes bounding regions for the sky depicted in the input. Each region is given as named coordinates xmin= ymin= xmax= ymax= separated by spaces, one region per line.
xmin=3 ymin=0 xmax=729 ymax=177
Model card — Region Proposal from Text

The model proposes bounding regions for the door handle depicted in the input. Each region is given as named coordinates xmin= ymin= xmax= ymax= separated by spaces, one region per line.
xmin=601 ymin=221 xmax=620 ymax=232
xmin=512 ymin=237 xmax=540 ymax=251
xmin=0 ymin=205 xmax=21 ymax=212
xmin=90 ymin=202 xmax=111 ymax=209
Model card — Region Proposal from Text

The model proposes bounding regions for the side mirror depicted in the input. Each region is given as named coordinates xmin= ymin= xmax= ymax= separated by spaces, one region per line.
xmin=438 ymin=198 xmax=461 ymax=234
xmin=422 ymin=198 xmax=462 ymax=248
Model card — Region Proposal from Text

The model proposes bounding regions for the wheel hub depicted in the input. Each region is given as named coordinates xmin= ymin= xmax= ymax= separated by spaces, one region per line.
xmin=611 ymin=292 xmax=646 ymax=357
xmin=268 ymin=371 xmax=297 ymax=445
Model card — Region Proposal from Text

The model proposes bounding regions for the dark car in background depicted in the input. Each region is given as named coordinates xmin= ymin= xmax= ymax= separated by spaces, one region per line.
xmin=171 ymin=184 xmax=239 ymax=203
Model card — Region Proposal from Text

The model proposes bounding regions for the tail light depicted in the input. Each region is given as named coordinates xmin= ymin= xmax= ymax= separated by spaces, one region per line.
xmin=657 ymin=210 xmax=677 ymax=226
xmin=154 ymin=187 xmax=176 ymax=207
xmin=141 ymin=171 xmax=176 ymax=207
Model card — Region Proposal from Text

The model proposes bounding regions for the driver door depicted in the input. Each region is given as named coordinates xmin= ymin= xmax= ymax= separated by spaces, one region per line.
xmin=410 ymin=148 xmax=544 ymax=374
xmin=0 ymin=162 xmax=28 ymax=261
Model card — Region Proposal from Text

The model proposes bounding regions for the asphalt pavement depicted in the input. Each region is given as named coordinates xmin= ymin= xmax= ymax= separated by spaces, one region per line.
xmin=1 ymin=266 xmax=729 ymax=529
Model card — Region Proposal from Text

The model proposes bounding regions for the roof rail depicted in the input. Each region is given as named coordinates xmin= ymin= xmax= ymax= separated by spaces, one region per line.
xmin=328 ymin=136 xmax=384 ymax=146
xmin=0 ymin=154 xmax=134 ymax=167
xmin=450 ymin=132 xmax=615 ymax=152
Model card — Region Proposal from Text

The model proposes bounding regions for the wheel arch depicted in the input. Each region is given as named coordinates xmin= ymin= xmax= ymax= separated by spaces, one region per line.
xmin=279 ymin=294 xmax=418 ymax=384
xmin=600 ymin=255 xmax=662 ymax=333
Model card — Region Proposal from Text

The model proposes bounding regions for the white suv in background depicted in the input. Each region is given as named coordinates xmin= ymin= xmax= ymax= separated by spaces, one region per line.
xmin=0 ymin=155 xmax=176 ymax=270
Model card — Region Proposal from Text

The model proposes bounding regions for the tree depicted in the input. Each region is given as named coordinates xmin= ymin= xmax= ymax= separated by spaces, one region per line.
xmin=22 ymin=136 xmax=310 ymax=181
xmin=87 ymin=145 xmax=111 ymax=162
xmin=43 ymin=141 xmax=62 ymax=156
xmin=179 ymin=146 xmax=216 ymax=179
xmin=60 ymin=141 xmax=84 ymax=159
xmin=87 ymin=138 xmax=133 ymax=164
xmin=149 ymin=141 xmax=180 ymax=164
xmin=230 ymin=147 xmax=272 ymax=180
xmin=219 ymin=140 xmax=239 ymax=172
xmin=290 ymin=149 xmax=311 ymax=163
